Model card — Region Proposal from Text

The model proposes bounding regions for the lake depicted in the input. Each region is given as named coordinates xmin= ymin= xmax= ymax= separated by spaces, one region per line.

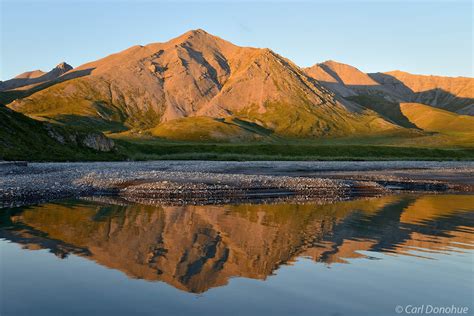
xmin=1 ymin=194 xmax=473 ymax=315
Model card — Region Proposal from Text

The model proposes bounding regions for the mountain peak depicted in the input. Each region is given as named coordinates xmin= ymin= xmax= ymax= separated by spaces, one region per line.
xmin=321 ymin=60 xmax=360 ymax=71
xmin=188 ymin=28 xmax=208 ymax=35
xmin=174 ymin=28 xmax=213 ymax=41
xmin=169 ymin=28 xmax=228 ymax=46
xmin=321 ymin=59 xmax=343 ymax=65
xmin=55 ymin=62 xmax=73 ymax=71
xmin=316 ymin=60 xmax=379 ymax=86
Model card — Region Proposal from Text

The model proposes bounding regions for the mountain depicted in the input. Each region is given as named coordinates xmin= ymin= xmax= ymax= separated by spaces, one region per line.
xmin=304 ymin=60 xmax=474 ymax=115
xmin=5 ymin=30 xmax=399 ymax=140
xmin=0 ymin=105 xmax=115 ymax=161
xmin=2 ymin=30 xmax=472 ymax=144
xmin=0 ymin=62 xmax=73 ymax=91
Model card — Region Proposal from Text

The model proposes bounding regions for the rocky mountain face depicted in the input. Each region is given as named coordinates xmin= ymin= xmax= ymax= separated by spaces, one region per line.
xmin=44 ymin=124 xmax=115 ymax=152
xmin=0 ymin=62 xmax=73 ymax=92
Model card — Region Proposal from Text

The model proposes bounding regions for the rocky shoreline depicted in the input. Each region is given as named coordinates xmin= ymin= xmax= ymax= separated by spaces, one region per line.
xmin=1 ymin=161 xmax=473 ymax=208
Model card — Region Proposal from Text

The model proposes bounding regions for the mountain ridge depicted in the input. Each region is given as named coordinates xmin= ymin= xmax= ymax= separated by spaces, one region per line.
xmin=2 ymin=29 xmax=472 ymax=144
xmin=304 ymin=60 xmax=473 ymax=116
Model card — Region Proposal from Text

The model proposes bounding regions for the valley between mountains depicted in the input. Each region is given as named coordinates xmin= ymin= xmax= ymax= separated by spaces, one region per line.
xmin=1 ymin=29 xmax=473 ymax=161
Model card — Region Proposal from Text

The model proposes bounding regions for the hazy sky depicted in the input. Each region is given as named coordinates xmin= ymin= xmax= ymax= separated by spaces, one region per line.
xmin=1 ymin=0 xmax=472 ymax=80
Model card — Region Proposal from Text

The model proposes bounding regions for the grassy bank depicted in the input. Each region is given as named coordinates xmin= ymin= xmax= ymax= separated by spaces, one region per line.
xmin=3 ymin=135 xmax=474 ymax=162
xmin=115 ymin=139 xmax=474 ymax=161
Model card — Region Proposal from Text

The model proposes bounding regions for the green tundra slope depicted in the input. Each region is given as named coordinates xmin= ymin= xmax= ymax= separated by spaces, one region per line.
xmin=0 ymin=105 xmax=117 ymax=161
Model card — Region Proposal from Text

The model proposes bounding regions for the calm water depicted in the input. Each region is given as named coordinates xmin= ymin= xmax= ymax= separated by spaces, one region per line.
xmin=1 ymin=194 xmax=473 ymax=316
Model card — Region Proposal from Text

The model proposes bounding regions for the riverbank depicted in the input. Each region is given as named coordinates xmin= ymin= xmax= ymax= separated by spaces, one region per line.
xmin=3 ymin=140 xmax=474 ymax=162
xmin=1 ymin=161 xmax=473 ymax=208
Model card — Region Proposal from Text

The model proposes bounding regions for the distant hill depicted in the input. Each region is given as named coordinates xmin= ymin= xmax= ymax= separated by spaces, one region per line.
xmin=0 ymin=62 xmax=73 ymax=91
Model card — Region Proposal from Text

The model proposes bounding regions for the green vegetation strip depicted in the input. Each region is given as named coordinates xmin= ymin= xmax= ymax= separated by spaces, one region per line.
xmin=116 ymin=141 xmax=474 ymax=161
xmin=3 ymin=140 xmax=474 ymax=162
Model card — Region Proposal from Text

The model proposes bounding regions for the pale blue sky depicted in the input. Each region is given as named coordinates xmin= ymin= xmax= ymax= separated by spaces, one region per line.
xmin=1 ymin=0 xmax=472 ymax=80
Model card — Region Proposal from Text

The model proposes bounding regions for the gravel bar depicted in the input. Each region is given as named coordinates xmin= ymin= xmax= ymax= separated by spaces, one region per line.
xmin=1 ymin=160 xmax=473 ymax=208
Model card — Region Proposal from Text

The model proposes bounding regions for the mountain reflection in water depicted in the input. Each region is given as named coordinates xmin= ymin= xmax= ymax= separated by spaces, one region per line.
xmin=1 ymin=194 xmax=473 ymax=294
